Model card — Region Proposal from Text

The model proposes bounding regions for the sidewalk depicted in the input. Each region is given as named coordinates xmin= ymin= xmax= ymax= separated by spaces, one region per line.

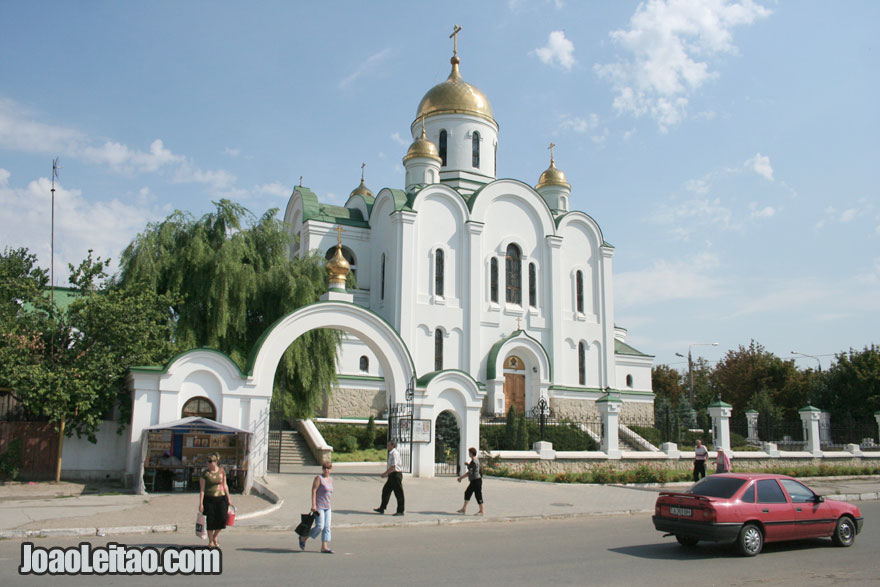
xmin=2 ymin=464 xmax=878 ymax=540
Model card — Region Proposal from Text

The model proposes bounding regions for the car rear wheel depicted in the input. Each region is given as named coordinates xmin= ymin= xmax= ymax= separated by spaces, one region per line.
xmin=675 ymin=535 xmax=698 ymax=547
xmin=832 ymin=516 xmax=855 ymax=547
xmin=737 ymin=523 xmax=763 ymax=557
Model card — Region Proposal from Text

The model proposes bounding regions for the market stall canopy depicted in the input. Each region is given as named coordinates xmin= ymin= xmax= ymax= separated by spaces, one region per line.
xmin=136 ymin=417 xmax=252 ymax=495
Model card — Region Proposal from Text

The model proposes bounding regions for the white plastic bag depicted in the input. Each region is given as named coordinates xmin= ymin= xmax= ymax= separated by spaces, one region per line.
xmin=196 ymin=511 xmax=207 ymax=540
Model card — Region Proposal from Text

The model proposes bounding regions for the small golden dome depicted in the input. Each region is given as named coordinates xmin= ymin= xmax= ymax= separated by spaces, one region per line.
xmin=326 ymin=244 xmax=350 ymax=289
xmin=349 ymin=178 xmax=373 ymax=199
xmin=403 ymin=124 xmax=441 ymax=163
xmin=536 ymin=158 xmax=570 ymax=190
xmin=416 ymin=56 xmax=494 ymax=123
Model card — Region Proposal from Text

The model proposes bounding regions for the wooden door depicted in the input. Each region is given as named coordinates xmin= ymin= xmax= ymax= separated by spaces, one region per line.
xmin=504 ymin=373 xmax=526 ymax=414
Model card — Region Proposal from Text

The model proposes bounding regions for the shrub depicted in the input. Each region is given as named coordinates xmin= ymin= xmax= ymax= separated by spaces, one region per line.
xmin=516 ymin=416 xmax=529 ymax=450
xmin=629 ymin=425 xmax=662 ymax=447
xmin=363 ymin=416 xmax=377 ymax=449
xmin=0 ymin=439 xmax=22 ymax=481
xmin=340 ymin=435 xmax=359 ymax=453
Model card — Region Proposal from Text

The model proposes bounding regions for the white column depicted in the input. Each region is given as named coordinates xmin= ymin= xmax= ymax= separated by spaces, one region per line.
xmin=393 ymin=211 xmax=418 ymax=338
xmin=597 ymin=392 xmax=622 ymax=459
xmin=545 ymin=236 xmax=564 ymax=382
xmin=707 ymin=400 xmax=732 ymax=451
xmin=598 ymin=245 xmax=616 ymax=389
xmin=799 ymin=405 xmax=822 ymax=456
xmin=465 ymin=221 xmax=484 ymax=377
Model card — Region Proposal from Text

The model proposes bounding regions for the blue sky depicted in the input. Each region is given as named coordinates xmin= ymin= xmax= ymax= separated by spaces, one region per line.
xmin=1 ymin=1 xmax=877 ymax=373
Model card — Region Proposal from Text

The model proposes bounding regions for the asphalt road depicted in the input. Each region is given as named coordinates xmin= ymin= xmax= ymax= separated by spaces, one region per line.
xmin=1 ymin=502 xmax=877 ymax=586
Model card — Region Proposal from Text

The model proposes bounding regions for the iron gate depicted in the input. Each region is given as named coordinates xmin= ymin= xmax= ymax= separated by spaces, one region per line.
xmin=267 ymin=429 xmax=281 ymax=474
xmin=387 ymin=377 xmax=414 ymax=473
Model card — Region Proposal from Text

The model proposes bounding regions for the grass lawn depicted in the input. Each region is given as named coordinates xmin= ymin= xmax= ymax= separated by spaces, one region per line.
xmin=332 ymin=448 xmax=387 ymax=463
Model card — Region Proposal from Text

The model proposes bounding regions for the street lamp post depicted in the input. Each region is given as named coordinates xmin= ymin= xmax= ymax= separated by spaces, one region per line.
xmin=676 ymin=342 xmax=719 ymax=406
xmin=791 ymin=351 xmax=821 ymax=372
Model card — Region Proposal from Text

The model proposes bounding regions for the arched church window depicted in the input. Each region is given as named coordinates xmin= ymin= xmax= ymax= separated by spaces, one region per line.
xmin=528 ymin=263 xmax=537 ymax=307
xmin=360 ymin=356 xmax=369 ymax=373
xmin=490 ymin=258 xmax=499 ymax=303
xmin=434 ymin=328 xmax=444 ymax=371
xmin=439 ymin=130 xmax=448 ymax=167
xmin=325 ymin=245 xmax=357 ymax=282
xmin=576 ymin=270 xmax=584 ymax=313
xmin=435 ymin=249 xmax=444 ymax=297
xmin=626 ymin=374 xmax=633 ymax=388
xmin=472 ymin=131 xmax=480 ymax=168
xmin=380 ymin=253 xmax=386 ymax=300
xmin=182 ymin=397 xmax=216 ymax=421
xmin=505 ymin=244 xmax=522 ymax=305
xmin=578 ymin=342 xmax=586 ymax=386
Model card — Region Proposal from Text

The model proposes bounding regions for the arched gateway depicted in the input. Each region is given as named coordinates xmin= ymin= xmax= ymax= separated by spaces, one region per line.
xmin=126 ymin=299 xmax=484 ymax=485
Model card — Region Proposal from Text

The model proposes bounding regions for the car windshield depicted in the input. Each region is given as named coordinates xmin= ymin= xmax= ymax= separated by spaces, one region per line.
xmin=690 ymin=477 xmax=747 ymax=499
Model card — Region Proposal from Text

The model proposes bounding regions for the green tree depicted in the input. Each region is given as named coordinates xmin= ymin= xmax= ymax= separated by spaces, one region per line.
xmin=817 ymin=345 xmax=880 ymax=422
xmin=504 ymin=405 xmax=518 ymax=449
xmin=118 ymin=200 xmax=341 ymax=419
xmin=0 ymin=248 xmax=179 ymax=481
xmin=710 ymin=340 xmax=800 ymax=418
xmin=516 ymin=415 xmax=529 ymax=450
xmin=651 ymin=364 xmax=686 ymax=406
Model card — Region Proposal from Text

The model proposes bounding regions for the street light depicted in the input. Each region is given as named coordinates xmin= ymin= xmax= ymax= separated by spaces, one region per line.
xmin=791 ymin=351 xmax=821 ymax=372
xmin=675 ymin=342 xmax=719 ymax=405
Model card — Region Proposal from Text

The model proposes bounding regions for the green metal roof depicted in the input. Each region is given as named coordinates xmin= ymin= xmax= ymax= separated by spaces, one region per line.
xmin=614 ymin=339 xmax=653 ymax=357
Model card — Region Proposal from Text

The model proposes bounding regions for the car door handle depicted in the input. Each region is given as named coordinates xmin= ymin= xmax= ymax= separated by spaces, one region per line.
xmin=796 ymin=507 xmax=802 ymax=512
xmin=762 ymin=509 xmax=769 ymax=513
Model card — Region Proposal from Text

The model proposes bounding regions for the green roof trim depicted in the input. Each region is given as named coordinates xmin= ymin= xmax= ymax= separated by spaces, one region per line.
xmin=485 ymin=330 xmax=552 ymax=380
xmin=745 ymin=409 xmax=759 ymax=414
xmin=23 ymin=286 xmax=84 ymax=316
xmin=708 ymin=399 xmax=733 ymax=408
xmin=614 ymin=339 xmax=653 ymax=357
xmin=596 ymin=391 xmax=622 ymax=404
xmin=416 ymin=369 xmax=485 ymax=389
xmin=548 ymin=385 xmax=607 ymax=394
xmin=798 ymin=405 xmax=821 ymax=413
xmin=130 ymin=347 xmax=247 ymax=378
xmin=337 ymin=374 xmax=385 ymax=383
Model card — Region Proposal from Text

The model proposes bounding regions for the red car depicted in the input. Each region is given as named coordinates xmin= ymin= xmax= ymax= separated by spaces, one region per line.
xmin=653 ymin=473 xmax=864 ymax=556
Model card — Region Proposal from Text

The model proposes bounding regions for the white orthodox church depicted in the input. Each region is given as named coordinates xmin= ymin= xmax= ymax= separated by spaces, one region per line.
xmin=283 ymin=41 xmax=655 ymax=426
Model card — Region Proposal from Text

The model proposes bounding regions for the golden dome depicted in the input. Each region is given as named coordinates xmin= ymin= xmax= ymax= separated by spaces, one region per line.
xmin=403 ymin=123 xmax=441 ymax=163
xmin=326 ymin=244 xmax=350 ymax=289
xmin=536 ymin=158 xmax=570 ymax=190
xmin=416 ymin=56 xmax=494 ymax=122
xmin=349 ymin=178 xmax=373 ymax=199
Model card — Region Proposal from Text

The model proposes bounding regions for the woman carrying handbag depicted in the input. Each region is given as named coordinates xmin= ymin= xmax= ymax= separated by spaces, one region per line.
xmin=300 ymin=461 xmax=334 ymax=553
xmin=198 ymin=453 xmax=233 ymax=549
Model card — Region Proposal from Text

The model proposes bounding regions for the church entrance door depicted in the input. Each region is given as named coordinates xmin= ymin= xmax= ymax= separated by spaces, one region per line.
xmin=503 ymin=355 xmax=526 ymax=415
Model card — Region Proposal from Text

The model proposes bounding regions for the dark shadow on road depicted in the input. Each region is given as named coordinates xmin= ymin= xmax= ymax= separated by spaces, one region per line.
xmin=237 ymin=547 xmax=299 ymax=554
xmin=610 ymin=537 xmax=835 ymax=560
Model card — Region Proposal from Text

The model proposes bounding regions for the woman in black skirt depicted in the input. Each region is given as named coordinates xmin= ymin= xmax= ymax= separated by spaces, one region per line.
xmin=455 ymin=447 xmax=484 ymax=516
xmin=199 ymin=453 xmax=233 ymax=548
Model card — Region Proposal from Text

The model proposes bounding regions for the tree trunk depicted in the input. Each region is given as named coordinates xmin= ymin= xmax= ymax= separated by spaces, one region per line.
xmin=54 ymin=415 xmax=65 ymax=483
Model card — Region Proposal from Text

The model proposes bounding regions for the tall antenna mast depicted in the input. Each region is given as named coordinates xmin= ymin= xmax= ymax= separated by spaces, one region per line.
xmin=50 ymin=158 xmax=61 ymax=303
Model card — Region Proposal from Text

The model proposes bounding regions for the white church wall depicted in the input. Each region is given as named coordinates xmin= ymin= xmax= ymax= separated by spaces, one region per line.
xmin=420 ymin=115 xmax=498 ymax=181
xmin=368 ymin=195 xmax=398 ymax=325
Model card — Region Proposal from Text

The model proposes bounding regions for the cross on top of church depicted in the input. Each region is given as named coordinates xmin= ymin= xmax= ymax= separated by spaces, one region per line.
xmin=450 ymin=24 xmax=462 ymax=57
xmin=548 ymin=142 xmax=556 ymax=165
xmin=335 ymin=225 xmax=345 ymax=247
xmin=361 ymin=162 xmax=366 ymax=181
xmin=299 ymin=176 xmax=303 ymax=187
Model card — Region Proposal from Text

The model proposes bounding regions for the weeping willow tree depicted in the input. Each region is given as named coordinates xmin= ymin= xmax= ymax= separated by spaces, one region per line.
xmin=118 ymin=200 xmax=341 ymax=419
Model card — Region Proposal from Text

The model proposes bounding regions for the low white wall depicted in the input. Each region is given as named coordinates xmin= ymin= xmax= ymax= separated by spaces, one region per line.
xmin=61 ymin=421 xmax=129 ymax=481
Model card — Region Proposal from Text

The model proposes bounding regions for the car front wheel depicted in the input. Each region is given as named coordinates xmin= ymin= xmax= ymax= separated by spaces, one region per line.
xmin=832 ymin=516 xmax=856 ymax=547
xmin=737 ymin=523 xmax=763 ymax=556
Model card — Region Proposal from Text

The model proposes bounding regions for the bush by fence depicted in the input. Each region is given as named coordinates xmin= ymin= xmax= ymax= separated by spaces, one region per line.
xmin=316 ymin=418 xmax=387 ymax=453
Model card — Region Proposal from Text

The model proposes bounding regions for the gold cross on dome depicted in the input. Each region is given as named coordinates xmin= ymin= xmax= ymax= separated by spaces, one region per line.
xmin=450 ymin=24 xmax=462 ymax=56
xmin=548 ymin=142 xmax=556 ymax=164
xmin=361 ymin=162 xmax=366 ymax=181
xmin=335 ymin=225 xmax=345 ymax=247
xmin=299 ymin=175 xmax=303 ymax=187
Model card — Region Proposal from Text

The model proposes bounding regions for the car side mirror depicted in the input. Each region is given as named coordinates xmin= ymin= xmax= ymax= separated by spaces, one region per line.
xmin=814 ymin=495 xmax=824 ymax=503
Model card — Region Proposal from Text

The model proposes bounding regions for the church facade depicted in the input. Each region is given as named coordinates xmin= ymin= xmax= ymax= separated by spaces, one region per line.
xmin=283 ymin=44 xmax=654 ymax=427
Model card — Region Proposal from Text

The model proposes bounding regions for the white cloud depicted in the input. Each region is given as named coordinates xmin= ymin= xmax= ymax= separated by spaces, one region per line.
xmin=653 ymin=195 xmax=734 ymax=239
xmin=534 ymin=30 xmax=577 ymax=71
xmin=0 ymin=169 xmax=164 ymax=280
xmin=338 ymin=48 xmax=393 ymax=89
xmin=594 ymin=0 xmax=771 ymax=131
xmin=254 ymin=182 xmax=290 ymax=198
xmin=81 ymin=138 xmax=185 ymax=173
xmin=748 ymin=203 xmax=776 ymax=218
xmin=615 ymin=252 xmax=725 ymax=307
xmin=0 ymin=98 xmax=85 ymax=153
xmin=391 ymin=132 xmax=408 ymax=146
xmin=224 ymin=147 xmax=241 ymax=157
xmin=558 ymin=113 xmax=598 ymax=133
xmin=746 ymin=152 xmax=774 ymax=181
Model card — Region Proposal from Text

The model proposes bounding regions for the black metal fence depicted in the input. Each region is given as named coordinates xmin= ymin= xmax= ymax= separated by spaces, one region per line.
xmin=480 ymin=413 xmax=602 ymax=451
xmin=267 ymin=429 xmax=281 ymax=474
xmin=821 ymin=418 xmax=878 ymax=449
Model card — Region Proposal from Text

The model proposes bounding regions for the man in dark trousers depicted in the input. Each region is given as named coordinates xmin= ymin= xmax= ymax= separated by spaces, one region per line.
xmin=374 ymin=441 xmax=404 ymax=516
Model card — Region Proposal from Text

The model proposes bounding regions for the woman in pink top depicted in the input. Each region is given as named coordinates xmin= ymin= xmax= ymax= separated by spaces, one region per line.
xmin=300 ymin=461 xmax=334 ymax=553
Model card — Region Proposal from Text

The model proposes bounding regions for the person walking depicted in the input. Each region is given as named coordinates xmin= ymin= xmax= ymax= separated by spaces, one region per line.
xmin=456 ymin=447 xmax=484 ymax=516
xmin=198 ymin=453 xmax=233 ymax=549
xmin=693 ymin=439 xmax=708 ymax=482
xmin=300 ymin=461 xmax=334 ymax=554
xmin=374 ymin=441 xmax=404 ymax=516
xmin=715 ymin=446 xmax=731 ymax=474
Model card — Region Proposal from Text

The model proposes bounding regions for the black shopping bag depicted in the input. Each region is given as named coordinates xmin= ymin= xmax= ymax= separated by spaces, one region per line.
xmin=294 ymin=512 xmax=315 ymax=537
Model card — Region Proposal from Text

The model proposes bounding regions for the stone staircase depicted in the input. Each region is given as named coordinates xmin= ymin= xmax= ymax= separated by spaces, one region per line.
xmin=279 ymin=430 xmax=317 ymax=472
